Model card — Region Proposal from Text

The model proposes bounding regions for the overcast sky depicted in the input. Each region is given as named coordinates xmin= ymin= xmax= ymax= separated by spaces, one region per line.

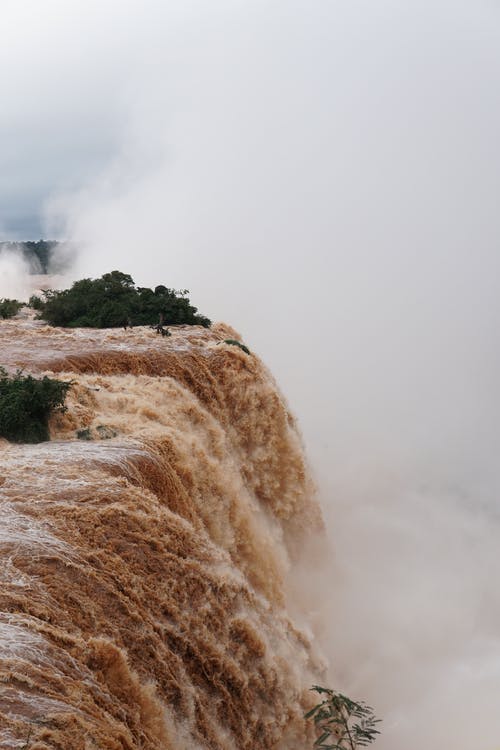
xmin=2 ymin=0 xmax=500 ymax=243
xmin=3 ymin=2 xmax=500 ymax=747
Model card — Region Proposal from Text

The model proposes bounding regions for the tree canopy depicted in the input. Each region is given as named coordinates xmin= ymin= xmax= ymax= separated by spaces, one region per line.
xmin=0 ymin=368 xmax=71 ymax=443
xmin=0 ymin=299 xmax=23 ymax=319
xmin=34 ymin=270 xmax=211 ymax=328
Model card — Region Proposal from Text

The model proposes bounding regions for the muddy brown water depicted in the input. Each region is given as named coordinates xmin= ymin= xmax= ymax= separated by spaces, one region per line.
xmin=0 ymin=315 xmax=323 ymax=749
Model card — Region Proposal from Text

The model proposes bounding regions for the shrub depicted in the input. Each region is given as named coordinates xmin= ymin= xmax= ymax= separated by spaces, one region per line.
xmin=305 ymin=687 xmax=381 ymax=749
xmin=36 ymin=270 xmax=211 ymax=328
xmin=0 ymin=298 xmax=23 ymax=319
xmin=0 ymin=368 xmax=71 ymax=443
xmin=29 ymin=294 xmax=44 ymax=311
xmin=76 ymin=428 xmax=92 ymax=441
xmin=221 ymin=339 xmax=251 ymax=355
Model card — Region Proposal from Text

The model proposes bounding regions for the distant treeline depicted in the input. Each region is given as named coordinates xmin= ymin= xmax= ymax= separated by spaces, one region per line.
xmin=0 ymin=240 xmax=59 ymax=273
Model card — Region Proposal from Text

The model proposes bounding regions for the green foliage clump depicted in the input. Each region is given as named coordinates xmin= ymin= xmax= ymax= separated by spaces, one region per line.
xmin=306 ymin=687 xmax=381 ymax=749
xmin=0 ymin=368 xmax=71 ymax=443
xmin=221 ymin=339 xmax=251 ymax=355
xmin=76 ymin=427 xmax=92 ymax=441
xmin=35 ymin=270 xmax=211 ymax=329
xmin=0 ymin=298 xmax=23 ymax=319
xmin=29 ymin=294 xmax=44 ymax=311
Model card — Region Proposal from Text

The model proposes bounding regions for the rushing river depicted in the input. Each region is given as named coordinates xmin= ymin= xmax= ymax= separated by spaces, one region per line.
xmin=0 ymin=315 xmax=324 ymax=749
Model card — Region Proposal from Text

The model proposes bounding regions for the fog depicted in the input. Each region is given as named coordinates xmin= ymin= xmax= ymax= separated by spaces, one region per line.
xmin=0 ymin=249 xmax=39 ymax=300
xmin=3 ymin=0 xmax=500 ymax=746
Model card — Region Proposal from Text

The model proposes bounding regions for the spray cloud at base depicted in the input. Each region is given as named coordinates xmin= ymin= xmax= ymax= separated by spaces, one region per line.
xmin=0 ymin=250 xmax=38 ymax=301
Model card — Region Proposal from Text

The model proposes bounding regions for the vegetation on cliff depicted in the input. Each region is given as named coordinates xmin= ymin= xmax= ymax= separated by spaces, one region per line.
xmin=32 ymin=270 xmax=211 ymax=328
xmin=0 ymin=298 xmax=23 ymax=318
xmin=221 ymin=338 xmax=251 ymax=355
xmin=0 ymin=368 xmax=71 ymax=443
xmin=306 ymin=687 xmax=380 ymax=749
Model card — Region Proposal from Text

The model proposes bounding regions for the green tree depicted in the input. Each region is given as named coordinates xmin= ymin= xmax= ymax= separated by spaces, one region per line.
xmin=35 ymin=271 xmax=211 ymax=328
xmin=0 ymin=299 xmax=23 ymax=319
xmin=0 ymin=368 xmax=71 ymax=443
xmin=306 ymin=687 xmax=381 ymax=749
xmin=221 ymin=339 xmax=251 ymax=355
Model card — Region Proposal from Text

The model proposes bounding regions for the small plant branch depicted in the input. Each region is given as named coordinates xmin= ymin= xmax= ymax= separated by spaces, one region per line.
xmin=306 ymin=686 xmax=381 ymax=749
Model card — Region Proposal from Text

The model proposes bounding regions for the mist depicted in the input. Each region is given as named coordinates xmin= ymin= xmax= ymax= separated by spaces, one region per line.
xmin=4 ymin=0 xmax=500 ymax=746
xmin=0 ymin=249 xmax=38 ymax=300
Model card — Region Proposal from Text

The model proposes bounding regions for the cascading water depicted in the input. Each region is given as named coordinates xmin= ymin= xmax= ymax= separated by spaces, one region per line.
xmin=0 ymin=315 xmax=324 ymax=749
